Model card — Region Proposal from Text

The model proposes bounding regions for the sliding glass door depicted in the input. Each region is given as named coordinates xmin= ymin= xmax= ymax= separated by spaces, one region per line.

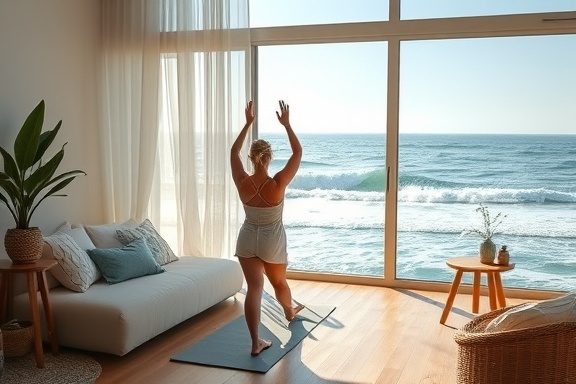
xmin=256 ymin=42 xmax=388 ymax=277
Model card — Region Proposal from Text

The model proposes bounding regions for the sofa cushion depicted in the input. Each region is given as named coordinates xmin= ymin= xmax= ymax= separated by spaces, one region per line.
xmin=87 ymin=238 xmax=165 ymax=284
xmin=486 ymin=293 xmax=576 ymax=332
xmin=116 ymin=219 xmax=179 ymax=265
xmin=12 ymin=256 xmax=244 ymax=356
xmin=84 ymin=220 xmax=137 ymax=249
xmin=43 ymin=232 xmax=101 ymax=292
xmin=56 ymin=222 xmax=97 ymax=251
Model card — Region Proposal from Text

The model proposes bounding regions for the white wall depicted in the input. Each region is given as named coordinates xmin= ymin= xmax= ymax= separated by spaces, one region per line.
xmin=0 ymin=0 xmax=105 ymax=258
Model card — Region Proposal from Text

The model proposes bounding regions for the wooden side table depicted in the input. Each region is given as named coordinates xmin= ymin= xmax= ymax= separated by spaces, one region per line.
xmin=0 ymin=259 xmax=59 ymax=368
xmin=440 ymin=256 xmax=515 ymax=325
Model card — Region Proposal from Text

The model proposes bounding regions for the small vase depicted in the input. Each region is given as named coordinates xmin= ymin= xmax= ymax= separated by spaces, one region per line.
xmin=479 ymin=238 xmax=496 ymax=264
xmin=497 ymin=245 xmax=510 ymax=266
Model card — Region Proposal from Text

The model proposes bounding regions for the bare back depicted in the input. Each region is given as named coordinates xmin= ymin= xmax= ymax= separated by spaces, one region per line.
xmin=237 ymin=175 xmax=285 ymax=207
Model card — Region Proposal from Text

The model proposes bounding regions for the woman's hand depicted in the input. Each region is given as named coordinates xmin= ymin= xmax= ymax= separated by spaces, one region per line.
xmin=245 ymin=100 xmax=255 ymax=126
xmin=275 ymin=100 xmax=290 ymax=127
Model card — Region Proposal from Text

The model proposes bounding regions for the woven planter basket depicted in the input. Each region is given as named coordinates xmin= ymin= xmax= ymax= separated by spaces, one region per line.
xmin=1 ymin=320 xmax=33 ymax=357
xmin=454 ymin=305 xmax=576 ymax=384
xmin=4 ymin=228 xmax=43 ymax=264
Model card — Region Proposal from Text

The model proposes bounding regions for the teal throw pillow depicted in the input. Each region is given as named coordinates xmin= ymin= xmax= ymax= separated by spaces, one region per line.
xmin=87 ymin=238 xmax=164 ymax=284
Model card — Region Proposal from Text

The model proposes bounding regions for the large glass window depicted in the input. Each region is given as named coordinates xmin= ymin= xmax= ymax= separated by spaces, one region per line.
xmin=257 ymin=42 xmax=388 ymax=276
xmin=397 ymin=35 xmax=576 ymax=291
xmin=155 ymin=1 xmax=576 ymax=292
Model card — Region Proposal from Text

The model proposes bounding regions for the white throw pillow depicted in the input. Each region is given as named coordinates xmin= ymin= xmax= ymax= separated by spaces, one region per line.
xmin=83 ymin=220 xmax=138 ymax=249
xmin=115 ymin=219 xmax=179 ymax=266
xmin=42 ymin=232 xmax=101 ymax=293
xmin=486 ymin=293 xmax=576 ymax=332
xmin=55 ymin=222 xmax=96 ymax=250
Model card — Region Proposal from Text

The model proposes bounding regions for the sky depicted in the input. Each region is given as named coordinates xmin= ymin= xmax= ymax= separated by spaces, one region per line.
xmin=249 ymin=0 xmax=576 ymax=135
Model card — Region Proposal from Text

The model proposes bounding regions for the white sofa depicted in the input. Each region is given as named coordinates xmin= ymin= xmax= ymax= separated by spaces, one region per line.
xmin=11 ymin=221 xmax=244 ymax=356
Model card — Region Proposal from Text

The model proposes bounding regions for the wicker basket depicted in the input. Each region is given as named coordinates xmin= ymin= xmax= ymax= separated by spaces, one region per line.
xmin=454 ymin=305 xmax=576 ymax=384
xmin=1 ymin=320 xmax=34 ymax=357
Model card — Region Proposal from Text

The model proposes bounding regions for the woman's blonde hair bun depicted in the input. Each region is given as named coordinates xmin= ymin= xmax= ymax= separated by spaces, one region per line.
xmin=249 ymin=139 xmax=273 ymax=166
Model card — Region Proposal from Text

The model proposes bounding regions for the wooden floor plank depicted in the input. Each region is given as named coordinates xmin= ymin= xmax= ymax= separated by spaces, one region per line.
xmin=89 ymin=280 xmax=532 ymax=384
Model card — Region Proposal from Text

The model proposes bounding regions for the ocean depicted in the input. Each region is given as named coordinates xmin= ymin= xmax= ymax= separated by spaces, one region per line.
xmin=259 ymin=133 xmax=576 ymax=292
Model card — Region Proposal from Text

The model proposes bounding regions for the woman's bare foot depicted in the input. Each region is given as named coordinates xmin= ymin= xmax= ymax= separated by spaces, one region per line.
xmin=286 ymin=304 xmax=305 ymax=322
xmin=251 ymin=339 xmax=272 ymax=356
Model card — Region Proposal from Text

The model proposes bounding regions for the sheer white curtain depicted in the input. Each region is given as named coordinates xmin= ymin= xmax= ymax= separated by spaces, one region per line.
xmin=100 ymin=0 xmax=162 ymax=222
xmin=101 ymin=0 xmax=251 ymax=258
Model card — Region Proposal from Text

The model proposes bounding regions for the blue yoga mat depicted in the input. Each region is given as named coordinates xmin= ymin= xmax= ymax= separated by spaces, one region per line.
xmin=171 ymin=293 xmax=335 ymax=373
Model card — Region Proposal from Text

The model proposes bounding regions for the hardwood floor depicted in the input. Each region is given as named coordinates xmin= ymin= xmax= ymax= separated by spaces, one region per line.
xmin=89 ymin=280 xmax=528 ymax=384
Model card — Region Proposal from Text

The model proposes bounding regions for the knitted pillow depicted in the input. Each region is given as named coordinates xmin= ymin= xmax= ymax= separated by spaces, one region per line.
xmin=42 ymin=232 xmax=101 ymax=292
xmin=115 ymin=219 xmax=178 ymax=266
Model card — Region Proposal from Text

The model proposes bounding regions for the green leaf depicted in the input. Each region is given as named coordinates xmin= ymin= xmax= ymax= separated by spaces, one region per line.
xmin=27 ymin=177 xmax=77 ymax=224
xmin=0 ymin=178 xmax=20 ymax=205
xmin=47 ymin=170 xmax=86 ymax=185
xmin=27 ymin=170 xmax=85 ymax=204
xmin=0 ymin=147 xmax=21 ymax=185
xmin=25 ymin=148 xmax=64 ymax=195
xmin=0 ymin=191 xmax=18 ymax=223
xmin=34 ymin=120 xmax=62 ymax=164
xmin=14 ymin=100 xmax=44 ymax=172
xmin=44 ymin=177 xmax=76 ymax=196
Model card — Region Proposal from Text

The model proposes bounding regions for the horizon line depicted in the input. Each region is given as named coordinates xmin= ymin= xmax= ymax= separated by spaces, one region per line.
xmin=259 ymin=132 xmax=576 ymax=135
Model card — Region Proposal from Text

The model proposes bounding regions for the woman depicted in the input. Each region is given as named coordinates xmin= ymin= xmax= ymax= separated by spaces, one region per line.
xmin=230 ymin=100 xmax=305 ymax=356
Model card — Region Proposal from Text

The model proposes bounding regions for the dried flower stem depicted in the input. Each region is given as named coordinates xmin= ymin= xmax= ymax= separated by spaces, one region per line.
xmin=462 ymin=203 xmax=507 ymax=240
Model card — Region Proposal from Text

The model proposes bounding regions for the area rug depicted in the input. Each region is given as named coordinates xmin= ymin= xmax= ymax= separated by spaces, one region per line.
xmin=171 ymin=293 xmax=336 ymax=373
xmin=1 ymin=350 xmax=102 ymax=384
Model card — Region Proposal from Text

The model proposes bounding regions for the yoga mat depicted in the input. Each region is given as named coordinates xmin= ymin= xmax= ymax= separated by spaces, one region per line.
xmin=171 ymin=293 xmax=335 ymax=373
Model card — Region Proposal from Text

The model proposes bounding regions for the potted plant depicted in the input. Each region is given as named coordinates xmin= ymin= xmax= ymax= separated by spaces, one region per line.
xmin=462 ymin=203 xmax=507 ymax=265
xmin=0 ymin=100 xmax=86 ymax=263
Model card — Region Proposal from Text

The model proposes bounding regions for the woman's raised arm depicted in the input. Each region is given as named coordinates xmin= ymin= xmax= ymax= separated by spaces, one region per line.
xmin=274 ymin=100 xmax=302 ymax=187
xmin=230 ymin=101 xmax=255 ymax=188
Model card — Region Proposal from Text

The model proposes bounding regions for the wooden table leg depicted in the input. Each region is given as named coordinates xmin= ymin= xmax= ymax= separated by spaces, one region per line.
xmin=0 ymin=274 xmax=15 ymax=323
xmin=0 ymin=273 xmax=7 ymax=323
xmin=472 ymin=271 xmax=480 ymax=314
xmin=38 ymin=271 xmax=59 ymax=356
xmin=440 ymin=270 xmax=463 ymax=324
xmin=494 ymin=272 xmax=507 ymax=308
xmin=487 ymin=272 xmax=497 ymax=311
xmin=6 ymin=274 xmax=13 ymax=320
xmin=27 ymin=271 xmax=45 ymax=368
